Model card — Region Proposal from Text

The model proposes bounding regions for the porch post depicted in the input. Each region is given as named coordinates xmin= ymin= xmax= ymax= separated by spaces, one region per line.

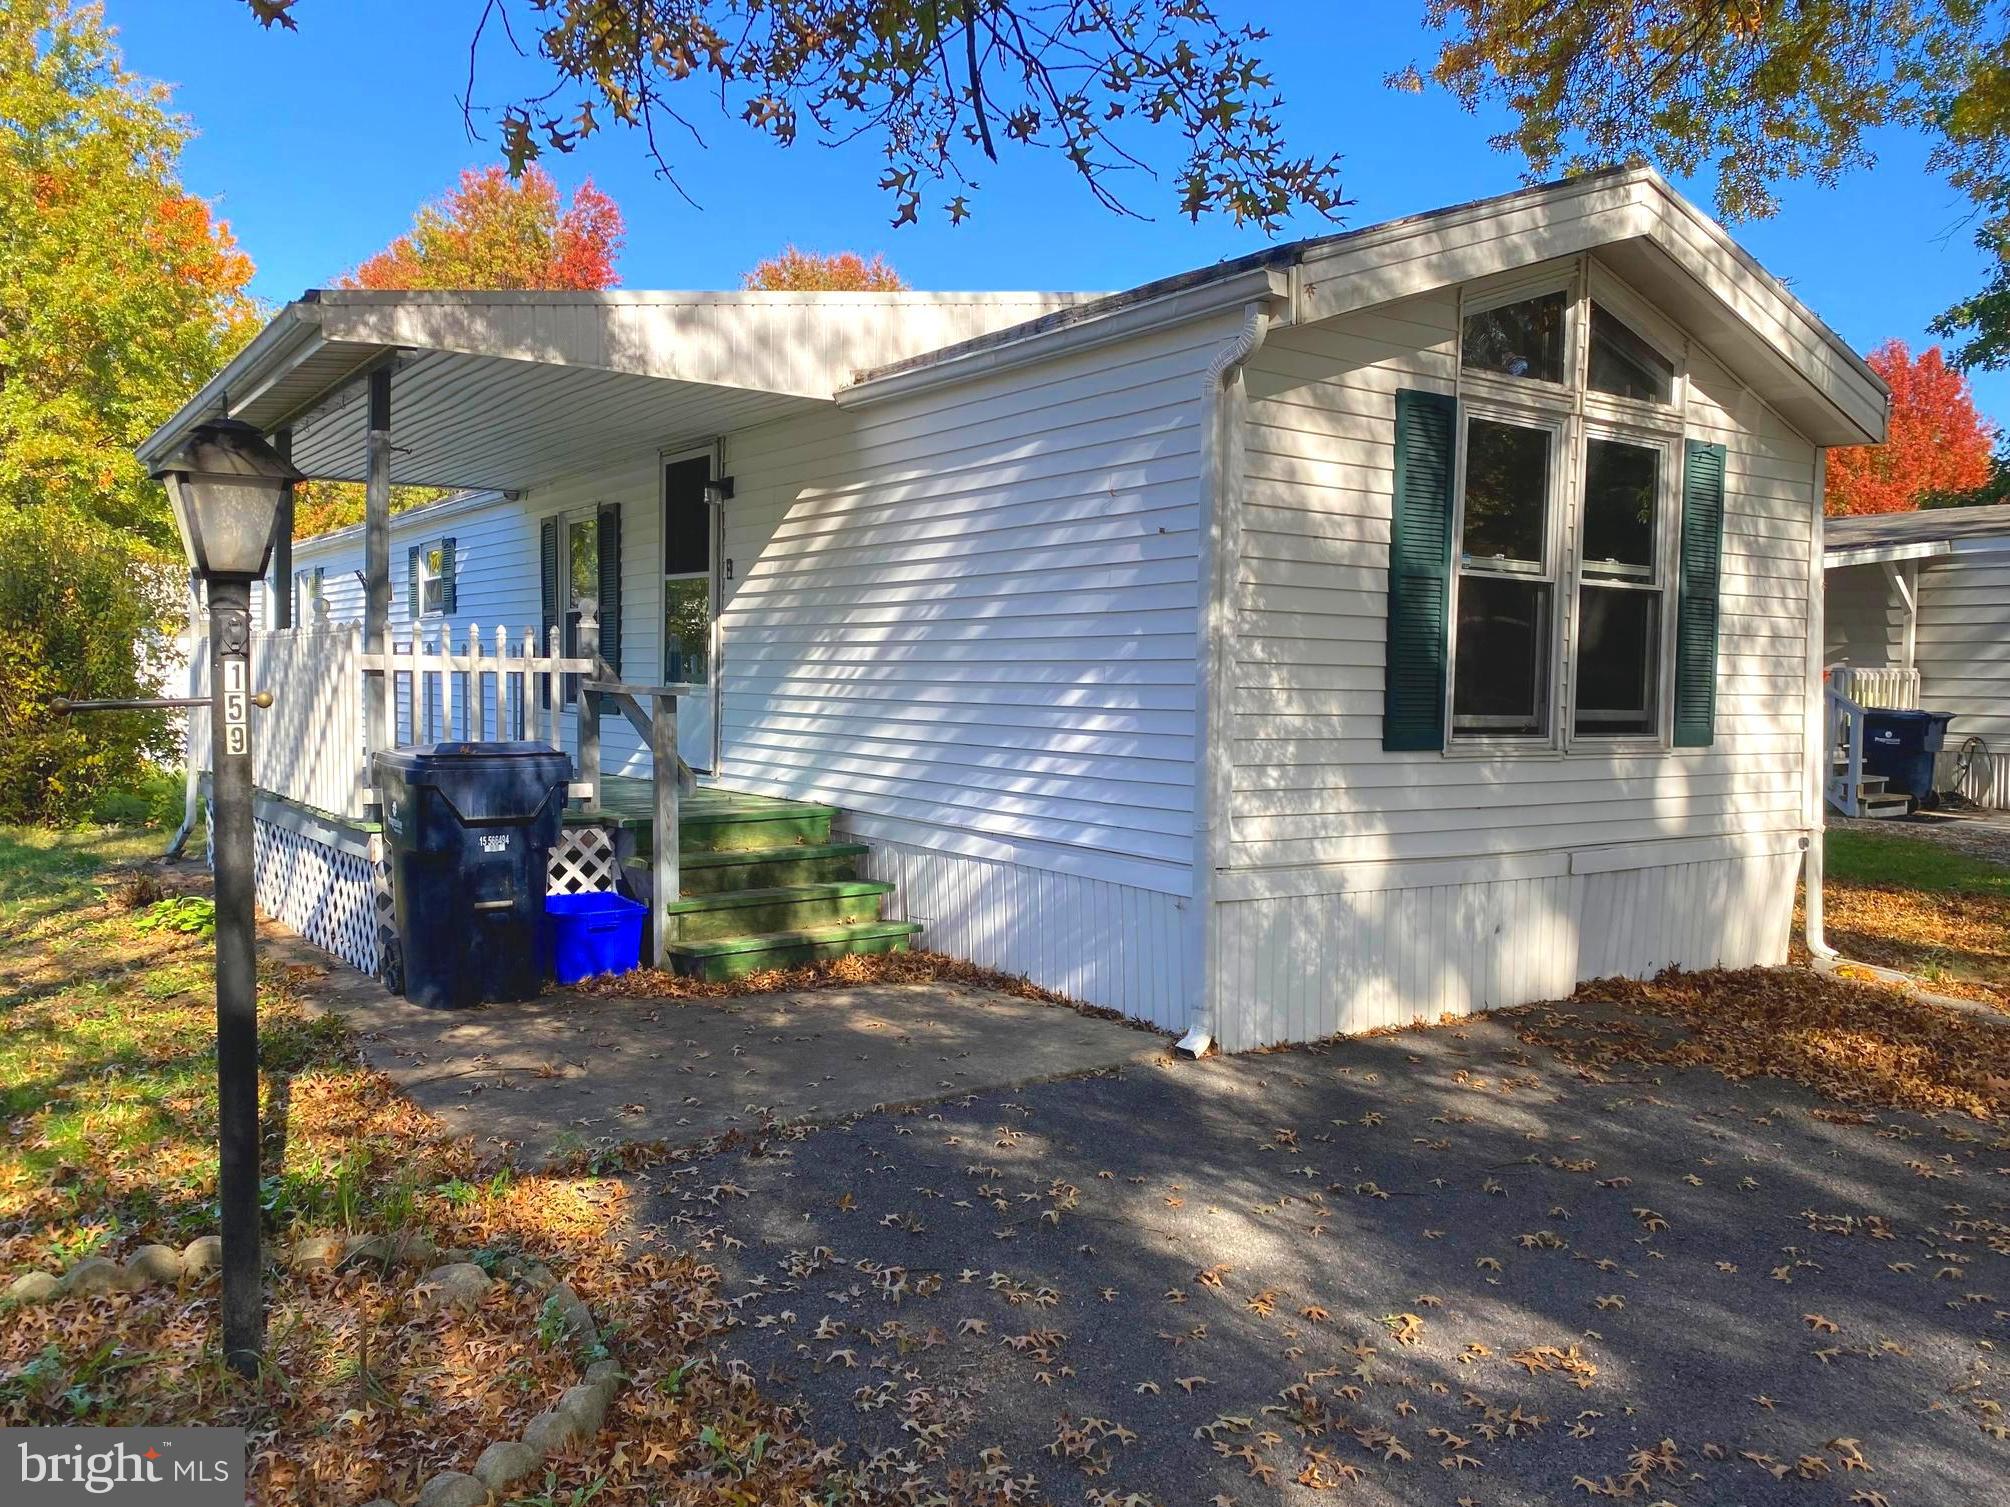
xmin=651 ymin=692 xmax=680 ymax=965
xmin=575 ymin=600 xmax=601 ymax=805
xmin=271 ymin=428 xmax=294 ymax=629
xmin=363 ymin=369 xmax=392 ymax=764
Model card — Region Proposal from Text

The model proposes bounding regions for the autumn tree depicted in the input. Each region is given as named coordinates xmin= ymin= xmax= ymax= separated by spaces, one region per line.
xmin=242 ymin=1 xmax=1344 ymax=232
xmin=1401 ymin=1 xmax=2010 ymax=370
xmin=744 ymin=247 xmax=907 ymax=291
xmin=339 ymin=164 xmax=623 ymax=290
xmin=293 ymin=166 xmax=627 ymax=536
xmin=1825 ymin=341 xmax=1993 ymax=516
xmin=0 ymin=0 xmax=258 ymax=822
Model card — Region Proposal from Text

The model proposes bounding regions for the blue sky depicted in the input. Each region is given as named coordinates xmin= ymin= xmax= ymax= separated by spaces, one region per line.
xmin=110 ymin=0 xmax=2008 ymax=422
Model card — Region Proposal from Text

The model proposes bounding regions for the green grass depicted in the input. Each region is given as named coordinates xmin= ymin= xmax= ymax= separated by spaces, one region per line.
xmin=1825 ymin=828 xmax=2010 ymax=898
xmin=0 ymin=822 xmax=464 ymax=1268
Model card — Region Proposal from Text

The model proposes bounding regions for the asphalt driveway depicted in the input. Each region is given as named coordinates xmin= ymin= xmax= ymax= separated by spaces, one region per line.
xmin=640 ymin=1000 xmax=2007 ymax=1506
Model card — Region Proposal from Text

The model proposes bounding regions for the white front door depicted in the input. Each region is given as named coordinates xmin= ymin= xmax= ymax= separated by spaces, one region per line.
xmin=662 ymin=454 xmax=717 ymax=772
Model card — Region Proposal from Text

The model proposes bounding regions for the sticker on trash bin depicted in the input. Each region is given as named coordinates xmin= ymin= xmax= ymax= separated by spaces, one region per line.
xmin=479 ymin=833 xmax=510 ymax=853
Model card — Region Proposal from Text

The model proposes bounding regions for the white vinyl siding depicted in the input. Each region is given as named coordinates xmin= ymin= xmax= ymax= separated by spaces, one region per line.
xmin=1213 ymin=263 xmax=1816 ymax=1046
xmin=1916 ymin=554 xmax=2010 ymax=806
xmin=711 ymin=314 xmax=1239 ymax=899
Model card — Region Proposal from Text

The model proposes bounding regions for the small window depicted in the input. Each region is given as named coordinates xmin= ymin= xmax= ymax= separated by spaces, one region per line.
xmin=1454 ymin=575 xmax=1553 ymax=736
xmin=417 ymin=544 xmax=447 ymax=615
xmin=1573 ymin=436 xmax=1667 ymax=737
xmin=1581 ymin=438 xmax=1659 ymax=578
xmin=1575 ymin=588 xmax=1660 ymax=736
xmin=1460 ymin=418 xmax=1550 ymax=567
xmin=1462 ymin=291 xmax=1567 ymax=384
xmin=567 ymin=517 xmax=597 ymax=612
xmin=1588 ymin=304 xmax=1675 ymax=403
xmin=1453 ymin=414 xmax=1558 ymax=739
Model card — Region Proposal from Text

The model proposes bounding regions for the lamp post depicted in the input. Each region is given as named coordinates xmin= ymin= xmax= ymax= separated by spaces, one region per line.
xmin=149 ymin=417 xmax=301 ymax=1375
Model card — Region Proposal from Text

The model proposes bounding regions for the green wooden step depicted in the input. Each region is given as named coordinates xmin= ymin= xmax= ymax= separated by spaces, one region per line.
xmin=662 ymin=920 xmax=923 ymax=981
xmin=672 ymin=841 xmax=870 ymax=895
xmin=664 ymin=880 xmax=895 ymax=942
xmin=660 ymin=802 xmax=837 ymax=855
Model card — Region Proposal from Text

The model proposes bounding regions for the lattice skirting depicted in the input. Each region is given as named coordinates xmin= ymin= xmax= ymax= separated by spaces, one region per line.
xmin=251 ymin=818 xmax=382 ymax=974
xmin=222 ymin=810 xmax=623 ymax=978
xmin=550 ymin=825 xmax=620 ymax=894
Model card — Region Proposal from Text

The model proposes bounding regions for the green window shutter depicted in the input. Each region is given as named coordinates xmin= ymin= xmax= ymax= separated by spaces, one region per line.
xmin=1673 ymin=440 xmax=1727 ymax=748
xmin=438 ymin=537 xmax=457 ymax=614
xmin=595 ymin=504 xmax=622 ymax=675
xmin=406 ymin=544 xmax=419 ymax=618
xmin=1384 ymin=388 xmax=1458 ymax=751
xmin=538 ymin=516 xmax=560 ymax=653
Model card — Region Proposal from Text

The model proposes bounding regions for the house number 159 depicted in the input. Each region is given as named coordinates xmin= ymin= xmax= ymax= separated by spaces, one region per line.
xmin=221 ymin=658 xmax=249 ymax=757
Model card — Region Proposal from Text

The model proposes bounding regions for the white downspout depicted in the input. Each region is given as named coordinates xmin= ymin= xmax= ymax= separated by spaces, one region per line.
xmin=1804 ymin=451 xmax=1838 ymax=961
xmin=1180 ymin=299 xmax=1276 ymax=1058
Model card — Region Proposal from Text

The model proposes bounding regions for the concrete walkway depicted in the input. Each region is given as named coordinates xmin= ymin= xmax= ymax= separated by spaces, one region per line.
xmin=263 ymin=924 xmax=1166 ymax=1163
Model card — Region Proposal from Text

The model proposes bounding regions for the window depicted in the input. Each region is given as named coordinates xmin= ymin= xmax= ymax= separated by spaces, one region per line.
xmin=416 ymin=543 xmax=448 ymax=616
xmin=1588 ymin=303 xmax=1675 ymax=404
xmin=1430 ymin=262 xmax=1697 ymax=750
xmin=1574 ymin=438 xmax=1668 ymax=736
xmin=295 ymin=566 xmax=323 ymax=619
xmin=1461 ymin=290 xmax=1567 ymax=384
xmin=1452 ymin=415 xmax=1558 ymax=737
xmin=566 ymin=517 xmax=597 ymax=618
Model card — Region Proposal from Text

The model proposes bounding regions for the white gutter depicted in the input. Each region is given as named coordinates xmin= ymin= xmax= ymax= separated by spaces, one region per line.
xmin=837 ymin=266 xmax=1289 ymax=409
xmin=136 ymin=301 xmax=325 ymax=465
xmin=1804 ymin=453 xmax=1838 ymax=962
xmin=1178 ymin=294 xmax=1283 ymax=1058
xmin=1823 ymin=538 xmax=1955 ymax=569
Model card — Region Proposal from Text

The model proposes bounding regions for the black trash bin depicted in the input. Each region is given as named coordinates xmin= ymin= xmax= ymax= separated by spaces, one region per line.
xmin=1861 ymin=709 xmax=1957 ymax=805
xmin=374 ymin=741 xmax=573 ymax=1009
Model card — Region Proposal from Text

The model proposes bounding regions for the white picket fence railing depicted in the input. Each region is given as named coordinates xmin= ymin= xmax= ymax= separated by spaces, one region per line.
xmin=189 ymin=618 xmax=593 ymax=819
xmin=368 ymin=622 xmax=586 ymax=751
xmin=1828 ymin=664 xmax=1922 ymax=711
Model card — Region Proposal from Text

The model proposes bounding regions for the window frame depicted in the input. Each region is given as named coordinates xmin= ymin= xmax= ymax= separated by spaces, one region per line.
xmin=1446 ymin=400 xmax=1570 ymax=743
xmin=1458 ymin=272 xmax=1579 ymax=405
xmin=415 ymin=540 xmax=449 ymax=619
xmin=1565 ymin=423 xmax=1681 ymax=747
xmin=1443 ymin=257 xmax=1690 ymax=757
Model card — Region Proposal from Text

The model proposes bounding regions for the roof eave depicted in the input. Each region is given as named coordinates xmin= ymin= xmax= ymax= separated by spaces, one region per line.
xmin=136 ymin=302 xmax=331 ymax=467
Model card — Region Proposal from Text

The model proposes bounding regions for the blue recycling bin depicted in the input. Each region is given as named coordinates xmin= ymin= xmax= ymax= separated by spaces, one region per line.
xmin=374 ymin=742 xmax=573 ymax=1008
xmin=1861 ymin=709 xmax=1956 ymax=804
xmin=547 ymin=891 xmax=647 ymax=983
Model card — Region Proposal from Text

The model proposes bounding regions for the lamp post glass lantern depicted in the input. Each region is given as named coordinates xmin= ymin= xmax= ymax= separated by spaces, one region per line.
xmin=150 ymin=417 xmax=300 ymax=1375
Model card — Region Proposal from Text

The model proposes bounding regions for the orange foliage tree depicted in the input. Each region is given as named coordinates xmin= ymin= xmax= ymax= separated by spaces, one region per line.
xmin=743 ymin=247 xmax=906 ymax=291
xmin=339 ymin=165 xmax=623 ymax=291
xmin=1826 ymin=340 xmax=1994 ymax=516
xmin=297 ymin=167 xmax=627 ymax=535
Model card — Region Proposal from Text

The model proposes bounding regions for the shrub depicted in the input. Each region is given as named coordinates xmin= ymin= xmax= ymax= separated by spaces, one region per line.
xmin=0 ymin=508 xmax=184 ymax=824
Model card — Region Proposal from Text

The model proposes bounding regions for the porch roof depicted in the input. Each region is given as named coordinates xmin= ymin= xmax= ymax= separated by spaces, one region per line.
xmin=1825 ymin=500 xmax=2010 ymax=567
xmin=137 ymin=288 xmax=1096 ymax=492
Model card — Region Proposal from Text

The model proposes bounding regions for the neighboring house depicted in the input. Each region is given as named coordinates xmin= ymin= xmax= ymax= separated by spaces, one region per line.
xmin=143 ymin=167 xmax=1887 ymax=1051
xmin=1825 ymin=503 xmax=2010 ymax=809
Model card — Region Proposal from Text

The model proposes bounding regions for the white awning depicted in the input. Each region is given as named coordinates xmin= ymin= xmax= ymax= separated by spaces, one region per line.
xmin=139 ymin=288 xmax=1097 ymax=491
